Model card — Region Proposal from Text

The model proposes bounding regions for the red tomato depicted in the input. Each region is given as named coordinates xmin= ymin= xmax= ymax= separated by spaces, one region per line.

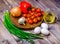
xmin=36 ymin=8 xmax=41 ymax=13
xmin=31 ymin=8 xmax=36 ymax=12
xmin=29 ymin=20 xmax=33 ymax=24
xmin=31 ymin=15 xmax=35 ymax=19
xmin=33 ymin=18 xmax=38 ymax=23
xmin=37 ymin=17 xmax=41 ymax=21
xmin=41 ymin=11 xmax=44 ymax=15
xmin=26 ymin=18 xmax=30 ymax=22
xmin=34 ymin=14 xmax=38 ymax=17
xmin=30 ymin=12 xmax=34 ymax=15
xmin=28 ymin=11 xmax=31 ymax=13
xmin=37 ymin=13 xmax=41 ymax=16
xmin=23 ymin=14 xmax=27 ymax=18
xmin=27 ymin=14 xmax=30 ymax=18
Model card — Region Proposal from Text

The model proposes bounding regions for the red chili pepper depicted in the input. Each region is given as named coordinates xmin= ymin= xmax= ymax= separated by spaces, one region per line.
xmin=20 ymin=1 xmax=32 ymax=13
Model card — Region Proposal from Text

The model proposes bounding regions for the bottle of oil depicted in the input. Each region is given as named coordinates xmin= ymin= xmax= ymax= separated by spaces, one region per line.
xmin=43 ymin=11 xmax=55 ymax=23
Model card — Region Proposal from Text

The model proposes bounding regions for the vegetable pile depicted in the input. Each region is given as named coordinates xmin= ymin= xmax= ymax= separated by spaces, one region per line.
xmin=22 ymin=7 xmax=44 ymax=24
xmin=4 ymin=1 xmax=56 ymax=44
xmin=4 ymin=11 xmax=43 ymax=44
xmin=20 ymin=2 xmax=44 ymax=24
xmin=10 ymin=1 xmax=44 ymax=25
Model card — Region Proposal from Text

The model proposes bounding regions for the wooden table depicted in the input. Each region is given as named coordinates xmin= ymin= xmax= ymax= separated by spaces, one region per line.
xmin=0 ymin=0 xmax=60 ymax=44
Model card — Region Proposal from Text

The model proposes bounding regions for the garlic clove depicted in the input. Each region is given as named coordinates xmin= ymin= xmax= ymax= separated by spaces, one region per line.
xmin=34 ymin=27 xmax=41 ymax=34
xmin=18 ymin=18 xmax=23 ymax=24
xmin=41 ymin=23 xmax=48 ymax=29
xmin=18 ymin=17 xmax=26 ymax=25
xmin=41 ymin=28 xmax=50 ymax=35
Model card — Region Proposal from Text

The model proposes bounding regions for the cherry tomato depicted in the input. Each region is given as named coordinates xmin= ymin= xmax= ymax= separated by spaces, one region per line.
xmin=36 ymin=8 xmax=41 ymax=13
xmin=27 ymin=14 xmax=30 ymax=18
xmin=23 ymin=14 xmax=27 ymax=18
xmin=29 ymin=20 xmax=33 ymax=24
xmin=30 ymin=12 xmax=34 ymax=15
xmin=26 ymin=18 xmax=30 ymax=22
xmin=31 ymin=8 xmax=36 ymax=12
xmin=37 ymin=13 xmax=41 ymax=16
xmin=34 ymin=14 xmax=38 ymax=17
xmin=28 ymin=11 xmax=31 ymax=13
xmin=27 ymin=18 xmax=30 ymax=20
xmin=41 ymin=11 xmax=44 ymax=15
xmin=31 ymin=15 xmax=35 ymax=19
xmin=37 ymin=17 xmax=41 ymax=21
xmin=33 ymin=18 xmax=38 ymax=23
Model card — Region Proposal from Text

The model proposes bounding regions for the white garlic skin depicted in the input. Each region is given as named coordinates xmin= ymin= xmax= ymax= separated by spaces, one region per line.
xmin=18 ymin=17 xmax=26 ymax=24
xmin=34 ymin=27 xmax=41 ymax=34
xmin=41 ymin=23 xmax=48 ymax=29
xmin=41 ymin=28 xmax=50 ymax=35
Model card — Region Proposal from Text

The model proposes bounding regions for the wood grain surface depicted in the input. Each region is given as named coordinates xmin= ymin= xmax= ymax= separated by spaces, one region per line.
xmin=0 ymin=0 xmax=60 ymax=44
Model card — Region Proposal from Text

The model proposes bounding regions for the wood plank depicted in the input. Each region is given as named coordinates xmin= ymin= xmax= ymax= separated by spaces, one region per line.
xmin=0 ymin=0 xmax=21 ymax=44
xmin=37 ymin=0 xmax=60 ymax=43
xmin=0 ymin=0 xmax=18 ymax=42
xmin=0 ymin=19 xmax=18 ymax=44
xmin=0 ymin=34 xmax=9 ymax=44
xmin=39 ymin=0 xmax=60 ymax=15
xmin=49 ymin=24 xmax=60 ymax=41
xmin=28 ymin=2 xmax=59 ymax=44
xmin=25 ymin=0 xmax=53 ymax=44
xmin=0 ymin=0 xmax=60 ymax=44
xmin=26 ymin=0 xmax=45 ymax=10
xmin=50 ymin=0 xmax=60 ymax=8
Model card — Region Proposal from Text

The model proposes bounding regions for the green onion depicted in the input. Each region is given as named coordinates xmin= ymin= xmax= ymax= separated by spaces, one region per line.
xmin=4 ymin=11 xmax=43 ymax=44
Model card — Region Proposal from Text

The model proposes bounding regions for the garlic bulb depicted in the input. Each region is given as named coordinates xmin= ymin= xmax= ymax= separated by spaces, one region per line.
xmin=34 ymin=27 xmax=41 ymax=34
xmin=41 ymin=28 xmax=50 ymax=35
xmin=18 ymin=17 xmax=26 ymax=25
xmin=41 ymin=23 xmax=48 ymax=29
